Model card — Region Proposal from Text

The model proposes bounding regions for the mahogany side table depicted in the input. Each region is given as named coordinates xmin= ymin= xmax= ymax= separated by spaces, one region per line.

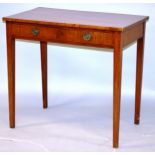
xmin=3 ymin=7 xmax=149 ymax=148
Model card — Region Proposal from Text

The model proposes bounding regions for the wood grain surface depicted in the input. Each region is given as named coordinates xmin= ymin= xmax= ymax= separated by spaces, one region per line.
xmin=3 ymin=7 xmax=149 ymax=31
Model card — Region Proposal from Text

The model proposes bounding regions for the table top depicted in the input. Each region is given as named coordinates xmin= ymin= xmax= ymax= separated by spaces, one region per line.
xmin=3 ymin=7 xmax=149 ymax=31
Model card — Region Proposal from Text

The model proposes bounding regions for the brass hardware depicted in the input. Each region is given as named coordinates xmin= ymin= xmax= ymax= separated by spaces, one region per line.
xmin=32 ymin=28 xmax=40 ymax=36
xmin=83 ymin=32 xmax=91 ymax=41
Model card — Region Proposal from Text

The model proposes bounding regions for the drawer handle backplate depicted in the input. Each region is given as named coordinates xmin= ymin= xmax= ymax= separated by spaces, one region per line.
xmin=83 ymin=32 xmax=91 ymax=41
xmin=32 ymin=28 xmax=40 ymax=36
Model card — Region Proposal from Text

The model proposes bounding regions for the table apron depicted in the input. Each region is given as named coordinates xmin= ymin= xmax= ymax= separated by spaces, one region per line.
xmin=10 ymin=22 xmax=115 ymax=48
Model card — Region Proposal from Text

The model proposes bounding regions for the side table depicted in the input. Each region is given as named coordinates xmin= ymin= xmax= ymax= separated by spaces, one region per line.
xmin=3 ymin=7 xmax=149 ymax=148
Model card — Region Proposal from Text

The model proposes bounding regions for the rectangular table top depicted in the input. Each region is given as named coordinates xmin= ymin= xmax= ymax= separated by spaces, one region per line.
xmin=3 ymin=7 xmax=149 ymax=31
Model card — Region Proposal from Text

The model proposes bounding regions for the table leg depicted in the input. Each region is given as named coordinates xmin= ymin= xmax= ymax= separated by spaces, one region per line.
xmin=134 ymin=34 xmax=145 ymax=124
xmin=113 ymin=32 xmax=123 ymax=148
xmin=40 ymin=41 xmax=48 ymax=108
xmin=7 ymin=23 xmax=15 ymax=128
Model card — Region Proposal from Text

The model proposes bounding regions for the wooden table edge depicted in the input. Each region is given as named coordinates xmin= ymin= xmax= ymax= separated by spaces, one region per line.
xmin=2 ymin=17 xmax=124 ymax=32
xmin=2 ymin=16 xmax=149 ymax=32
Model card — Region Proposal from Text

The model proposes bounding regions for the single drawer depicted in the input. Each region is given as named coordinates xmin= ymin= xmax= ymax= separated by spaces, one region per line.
xmin=11 ymin=23 xmax=114 ymax=48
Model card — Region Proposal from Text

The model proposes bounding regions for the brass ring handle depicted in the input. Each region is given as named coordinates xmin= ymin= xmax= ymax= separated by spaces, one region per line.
xmin=32 ymin=28 xmax=40 ymax=36
xmin=83 ymin=32 xmax=91 ymax=41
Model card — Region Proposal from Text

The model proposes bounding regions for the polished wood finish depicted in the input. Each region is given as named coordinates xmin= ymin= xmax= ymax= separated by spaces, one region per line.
xmin=6 ymin=23 xmax=16 ymax=128
xmin=10 ymin=22 xmax=114 ymax=48
xmin=40 ymin=41 xmax=48 ymax=109
xmin=122 ymin=23 xmax=144 ymax=47
xmin=113 ymin=32 xmax=123 ymax=148
xmin=3 ymin=7 xmax=148 ymax=31
xmin=134 ymin=23 xmax=146 ymax=124
xmin=3 ymin=7 xmax=149 ymax=148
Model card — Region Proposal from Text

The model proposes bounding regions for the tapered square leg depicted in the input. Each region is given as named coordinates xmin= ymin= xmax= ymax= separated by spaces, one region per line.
xmin=134 ymin=27 xmax=145 ymax=124
xmin=6 ymin=23 xmax=16 ymax=128
xmin=40 ymin=41 xmax=48 ymax=109
xmin=113 ymin=32 xmax=123 ymax=148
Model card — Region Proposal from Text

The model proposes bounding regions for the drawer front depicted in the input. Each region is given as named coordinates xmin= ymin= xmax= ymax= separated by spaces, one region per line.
xmin=11 ymin=23 xmax=114 ymax=48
